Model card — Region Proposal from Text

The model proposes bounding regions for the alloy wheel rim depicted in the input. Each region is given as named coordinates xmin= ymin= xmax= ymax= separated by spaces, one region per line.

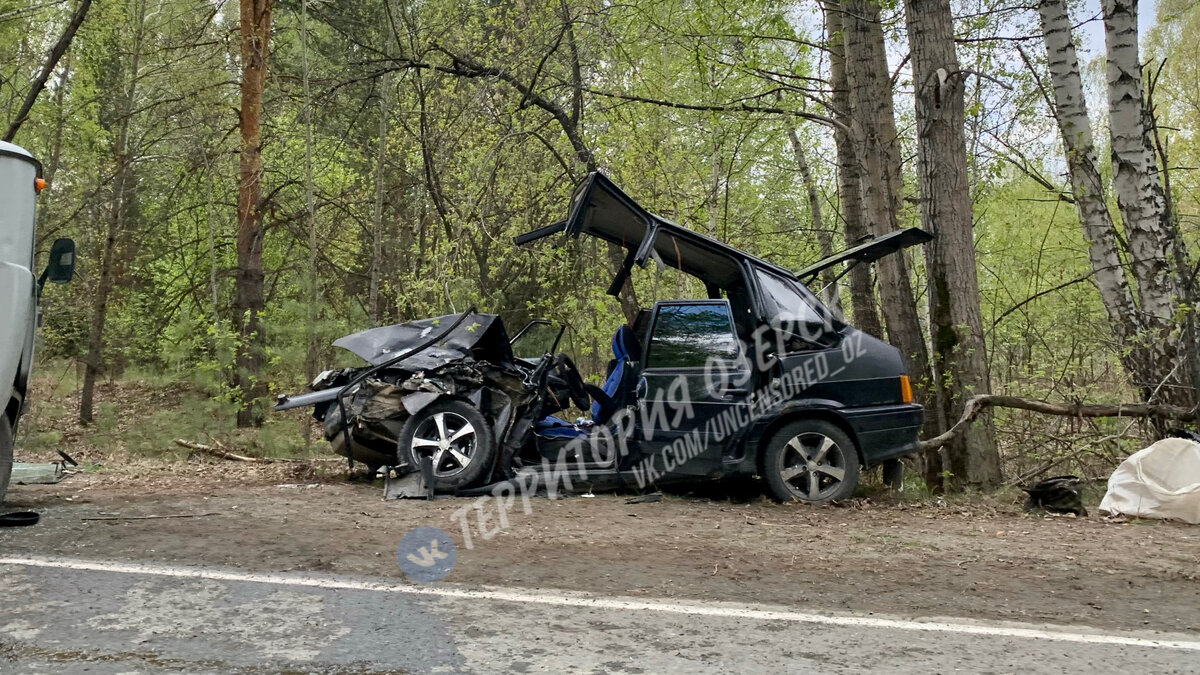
xmin=779 ymin=432 xmax=847 ymax=500
xmin=411 ymin=411 xmax=477 ymax=478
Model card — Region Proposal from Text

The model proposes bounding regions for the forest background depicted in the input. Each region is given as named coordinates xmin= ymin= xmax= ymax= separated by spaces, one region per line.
xmin=4 ymin=0 xmax=1198 ymax=493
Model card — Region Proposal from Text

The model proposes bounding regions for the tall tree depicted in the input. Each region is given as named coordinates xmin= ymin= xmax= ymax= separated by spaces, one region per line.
xmin=3 ymin=0 xmax=92 ymax=142
xmin=301 ymin=0 xmax=319 ymax=382
xmin=904 ymin=0 xmax=1002 ymax=487
xmin=1102 ymin=0 xmax=1196 ymax=404
xmin=1037 ymin=0 xmax=1198 ymax=408
xmin=369 ymin=10 xmax=394 ymax=327
xmin=840 ymin=0 xmax=939 ymax=462
xmin=1037 ymin=0 xmax=1147 ymax=386
xmin=234 ymin=0 xmax=273 ymax=427
xmin=80 ymin=0 xmax=146 ymax=425
xmin=787 ymin=126 xmax=840 ymax=311
xmin=821 ymin=0 xmax=883 ymax=339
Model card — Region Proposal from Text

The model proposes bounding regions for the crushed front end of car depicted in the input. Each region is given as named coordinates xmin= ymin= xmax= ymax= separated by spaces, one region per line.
xmin=275 ymin=310 xmax=546 ymax=493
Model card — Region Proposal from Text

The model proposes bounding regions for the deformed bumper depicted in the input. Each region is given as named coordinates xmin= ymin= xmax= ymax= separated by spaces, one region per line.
xmin=840 ymin=403 xmax=924 ymax=465
xmin=274 ymin=387 xmax=340 ymax=411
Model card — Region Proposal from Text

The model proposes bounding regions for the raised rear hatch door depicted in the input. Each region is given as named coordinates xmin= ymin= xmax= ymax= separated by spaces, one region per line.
xmin=795 ymin=227 xmax=933 ymax=283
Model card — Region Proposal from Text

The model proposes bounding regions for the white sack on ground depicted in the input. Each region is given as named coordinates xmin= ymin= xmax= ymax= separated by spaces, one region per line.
xmin=1100 ymin=438 xmax=1200 ymax=524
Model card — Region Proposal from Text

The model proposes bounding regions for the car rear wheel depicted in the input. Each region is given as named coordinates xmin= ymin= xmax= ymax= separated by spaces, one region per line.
xmin=1 ymin=416 xmax=13 ymax=504
xmin=763 ymin=419 xmax=859 ymax=503
xmin=398 ymin=399 xmax=496 ymax=491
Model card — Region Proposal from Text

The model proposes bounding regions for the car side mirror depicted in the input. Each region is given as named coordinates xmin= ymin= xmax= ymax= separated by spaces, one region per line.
xmin=39 ymin=238 xmax=76 ymax=291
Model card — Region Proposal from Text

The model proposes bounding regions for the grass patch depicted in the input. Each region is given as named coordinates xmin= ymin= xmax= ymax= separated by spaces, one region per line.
xmin=16 ymin=362 xmax=328 ymax=463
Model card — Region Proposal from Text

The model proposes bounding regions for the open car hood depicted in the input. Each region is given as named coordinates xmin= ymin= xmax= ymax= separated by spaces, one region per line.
xmin=333 ymin=313 xmax=514 ymax=369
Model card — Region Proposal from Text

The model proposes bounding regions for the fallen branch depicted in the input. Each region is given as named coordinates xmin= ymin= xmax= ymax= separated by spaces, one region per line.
xmin=920 ymin=395 xmax=1198 ymax=452
xmin=174 ymin=438 xmax=344 ymax=464
xmin=174 ymin=438 xmax=278 ymax=463
xmin=82 ymin=512 xmax=220 ymax=521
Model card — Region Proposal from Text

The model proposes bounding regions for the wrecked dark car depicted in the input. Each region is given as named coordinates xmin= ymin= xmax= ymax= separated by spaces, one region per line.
xmin=276 ymin=172 xmax=928 ymax=503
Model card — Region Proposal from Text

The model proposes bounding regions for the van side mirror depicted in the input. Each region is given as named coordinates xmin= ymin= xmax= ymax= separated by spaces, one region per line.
xmin=38 ymin=238 xmax=76 ymax=291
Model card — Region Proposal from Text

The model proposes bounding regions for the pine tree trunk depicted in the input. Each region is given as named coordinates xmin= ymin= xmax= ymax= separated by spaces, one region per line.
xmin=904 ymin=0 xmax=1001 ymax=488
xmin=822 ymin=0 xmax=882 ymax=339
xmin=234 ymin=0 xmax=273 ymax=428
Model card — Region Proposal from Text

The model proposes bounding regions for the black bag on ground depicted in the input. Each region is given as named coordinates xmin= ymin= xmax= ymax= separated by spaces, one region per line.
xmin=1022 ymin=475 xmax=1087 ymax=516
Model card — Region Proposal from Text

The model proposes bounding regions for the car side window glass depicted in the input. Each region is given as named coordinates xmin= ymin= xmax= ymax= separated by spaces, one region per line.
xmin=646 ymin=303 xmax=740 ymax=368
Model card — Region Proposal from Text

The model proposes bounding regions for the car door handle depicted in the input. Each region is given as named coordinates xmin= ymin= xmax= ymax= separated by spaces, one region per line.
xmin=720 ymin=388 xmax=749 ymax=400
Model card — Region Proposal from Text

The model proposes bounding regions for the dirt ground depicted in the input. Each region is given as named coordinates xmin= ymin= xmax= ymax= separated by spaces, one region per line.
xmin=3 ymin=460 xmax=1199 ymax=639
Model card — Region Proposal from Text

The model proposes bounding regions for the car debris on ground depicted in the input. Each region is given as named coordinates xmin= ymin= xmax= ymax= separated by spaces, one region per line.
xmin=11 ymin=462 xmax=65 ymax=485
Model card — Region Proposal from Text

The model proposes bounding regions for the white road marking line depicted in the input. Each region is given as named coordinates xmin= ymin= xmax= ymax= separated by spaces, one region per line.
xmin=3 ymin=554 xmax=1198 ymax=651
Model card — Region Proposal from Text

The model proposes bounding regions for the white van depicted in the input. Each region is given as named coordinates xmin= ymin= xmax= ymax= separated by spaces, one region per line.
xmin=0 ymin=140 xmax=75 ymax=503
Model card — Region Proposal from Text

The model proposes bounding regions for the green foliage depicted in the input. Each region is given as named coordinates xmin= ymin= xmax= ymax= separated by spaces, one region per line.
xmin=4 ymin=0 xmax=1194 ymax=480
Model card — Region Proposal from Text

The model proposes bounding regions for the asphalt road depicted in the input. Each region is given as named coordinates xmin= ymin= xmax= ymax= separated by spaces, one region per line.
xmin=1 ymin=555 xmax=1198 ymax=673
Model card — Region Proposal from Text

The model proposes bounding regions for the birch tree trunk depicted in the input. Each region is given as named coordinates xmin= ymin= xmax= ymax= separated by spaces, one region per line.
xmin=42 ymin=52 xmax=70 ymax=187
xmin=822 ymin=0 xmax=882 ymax=339
xmin=840 ymin=0 xmax=941 ymax=472
xmin=1037 ymin=0 xmax=1148 ymax=383
xmin=1148 ymin=85 xmax=1200 ymax=401
xmin=904 ymin=0 xmax=1002 ymax=488
xmin=787 ymin=126 xmax=840 ymax=312
xmin=234 ymin=0 xmax=273 ymax=428
xmin=1102 ymin=0 xmax=1193 ymax=405
xmin=1103 ymin=0 xmax=1174 ymax=320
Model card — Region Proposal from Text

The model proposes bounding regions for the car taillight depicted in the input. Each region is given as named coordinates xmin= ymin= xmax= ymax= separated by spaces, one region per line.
xmin=899 ymin=375 xmax=913 ymax=403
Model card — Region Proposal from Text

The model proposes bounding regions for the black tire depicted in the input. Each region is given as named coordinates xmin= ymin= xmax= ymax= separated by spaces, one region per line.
xmin=763 ymin=419 xmax=860 ymax=503
xmin=397 ymin=399 xmax=496 ymax=491
xmin=0 ymin=416 xmax=13 ymax=505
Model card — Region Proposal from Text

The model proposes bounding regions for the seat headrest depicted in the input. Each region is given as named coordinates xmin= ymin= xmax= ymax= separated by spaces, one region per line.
xmin=612 ymin=324 xmax=642 ymax=362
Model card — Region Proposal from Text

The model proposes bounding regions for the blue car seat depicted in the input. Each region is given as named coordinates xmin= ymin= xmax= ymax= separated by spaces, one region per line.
xmin=536 ymin=324 xmax=642 ymax=438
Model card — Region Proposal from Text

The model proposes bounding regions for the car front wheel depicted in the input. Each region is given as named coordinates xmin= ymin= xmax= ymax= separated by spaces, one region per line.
xmin=763 ymin=419 xmax=860 ymax=503
xmin=398 ymin=399 xmax=496 ymax=491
